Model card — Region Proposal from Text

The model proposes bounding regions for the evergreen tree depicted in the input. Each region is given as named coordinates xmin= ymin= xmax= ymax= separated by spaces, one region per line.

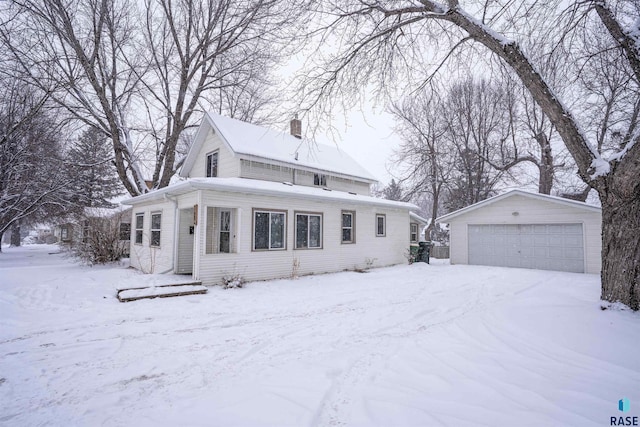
xmin=67 ymin=127 xmax=123 ymax=209
xmin=381 ymin=179 xmax=404 ymax=201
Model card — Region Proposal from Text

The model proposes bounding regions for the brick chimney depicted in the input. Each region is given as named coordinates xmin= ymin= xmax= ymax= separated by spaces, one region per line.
xmin=290 ymin=114 xmax=302 ymax=139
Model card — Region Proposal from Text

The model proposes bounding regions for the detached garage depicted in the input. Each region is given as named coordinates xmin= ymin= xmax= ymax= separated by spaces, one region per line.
xmin=437 ymin=190 xmax=602 ymax=274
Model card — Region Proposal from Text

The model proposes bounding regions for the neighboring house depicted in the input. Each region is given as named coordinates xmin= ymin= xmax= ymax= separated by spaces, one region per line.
xmin=437 ymin=190 xmax=602 ymax=274
xmin=409 ymin=212 xmax=430 ymax=243
xmin=54 ymin=221 xmax=80 ymax=244
xmin=54 ymin=207 xmax=132 ymax=255
xmin=122 ymin=113 xmax=419 ymax=285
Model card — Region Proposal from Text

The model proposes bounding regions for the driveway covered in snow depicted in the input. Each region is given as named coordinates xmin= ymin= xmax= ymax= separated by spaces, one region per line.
xmin=1 ymin=245 xmax=638 ymax=426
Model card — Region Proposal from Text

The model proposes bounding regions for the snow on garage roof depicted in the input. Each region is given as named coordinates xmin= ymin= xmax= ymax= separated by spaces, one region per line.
xmin=437 ymin=189 xmax=601 ymax=223
xmin=180 ymin=113 xmax=378 ymax=182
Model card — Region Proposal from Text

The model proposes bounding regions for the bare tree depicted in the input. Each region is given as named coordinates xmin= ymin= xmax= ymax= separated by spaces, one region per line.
xmin=299 ymin=1 xmax=640 ymax=310
xmin=0 ymin=80 xmax=69 ymax=251
xmin=389 ymin=88 xmax=451 ymax=238
xmin=2 ymin=0 xmax=307 ymax=196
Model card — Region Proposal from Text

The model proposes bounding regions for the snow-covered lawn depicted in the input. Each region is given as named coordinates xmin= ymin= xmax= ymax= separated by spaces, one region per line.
xmin=1 ymin=244 xmax=638 ymax=426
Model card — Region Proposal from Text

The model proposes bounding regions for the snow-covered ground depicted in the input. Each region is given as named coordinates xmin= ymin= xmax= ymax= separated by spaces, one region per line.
xmin=1 ymin=244 xmax=638 ymax=426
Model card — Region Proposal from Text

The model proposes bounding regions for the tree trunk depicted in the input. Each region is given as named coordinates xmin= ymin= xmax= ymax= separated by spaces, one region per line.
xmin=600 ymin=194 xmax=640 ymax=310
xmin=536 ymin=132 xmax=554 ymax=195
xmin=0 ymin=230 xmax=3 ymax=252
xmin=10 ymin=223 xmax=21 ymax=247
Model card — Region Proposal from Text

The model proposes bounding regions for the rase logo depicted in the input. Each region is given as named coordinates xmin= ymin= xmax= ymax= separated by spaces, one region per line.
xmin=611 ymin=398 xmax=638 ymax=426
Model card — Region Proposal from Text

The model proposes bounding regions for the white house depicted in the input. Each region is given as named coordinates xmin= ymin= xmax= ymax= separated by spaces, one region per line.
xmin=122 ymin=113 xmax=420 ymax=285
xmin=437 ymin=190 xmax=602 ymax=274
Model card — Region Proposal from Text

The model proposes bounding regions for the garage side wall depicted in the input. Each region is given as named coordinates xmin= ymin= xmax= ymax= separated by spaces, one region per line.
xmin=447 ymin=195 xmax=602 ymax=274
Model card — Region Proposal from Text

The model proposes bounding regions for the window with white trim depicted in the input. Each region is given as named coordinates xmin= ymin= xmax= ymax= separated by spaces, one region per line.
xmin=150 ymin=212 xmax=161 ymax=247
xmin=342 ymin=211 xmax=355 ymax=243
xmin=135 ymin=213 xmax=144 ymax=244
xmin=61 ymin=225 xmax=69 ymax=241
xmin=376 ymin=214 xmax=386 ymax=237
xmin=410 ymin=223 xmax=418 ymax=243
xmin=219 ymin=209 xmax=231 ymax=253
xmin=295 ymin=212 xmax=322 ymax=249
xmin=253 ymin=209 xmax=286 ymax=250
xmin=313 ymin=173 xmax=327 ymax=186
xmin=206 ymin=151 xmax=219 ymax=177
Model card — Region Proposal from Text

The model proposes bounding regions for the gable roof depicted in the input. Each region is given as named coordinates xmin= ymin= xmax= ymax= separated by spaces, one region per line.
xmin=122 ymin=177 xmax=417 ymax=211
xmin=437 ymin=189 xmax=601 ymax=223
xmin=180 ymin=112 xmax=377 ymax=182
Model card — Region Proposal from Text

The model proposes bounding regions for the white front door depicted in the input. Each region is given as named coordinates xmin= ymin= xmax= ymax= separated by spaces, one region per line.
xmin=176 ymin=208 xmax=194 ymax=274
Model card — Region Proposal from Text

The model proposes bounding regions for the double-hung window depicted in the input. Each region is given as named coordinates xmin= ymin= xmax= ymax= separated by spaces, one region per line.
xmin=295 ymin=212 xmax=322 ymax=249
xmin=150 ymin=212 xmax=161 ymax=247
xmin=206 ymin=151 xmax=219 ymax=177
xmin=410 ymin=223 xmax=418 ymax=243
xmin=376 ymin=214 xmax=386 ymax=237
xmin=341 ymin=211 xmax=355 ymax=243
xmin=253 ymin=209 xmax=286 ymax=250
xmin=135 ymin=213 xmax=144 ymax=244
xmin=313 ymin=173 xmax=327 ymax=187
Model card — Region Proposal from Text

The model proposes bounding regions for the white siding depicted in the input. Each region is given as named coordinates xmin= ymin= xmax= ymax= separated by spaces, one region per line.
xmin=188 ymin=129 xmax=240 ymax=178
xmin=188 ymin=133 xmax=372 ymax=195
xmin=129 ymin=201 xmax=176 ymax=274
xmin=196 ymin=190 xmax=410 ymax=286
xmin=240 ymin=159 xmax=293 ymax=182
xmin=327 ymin=175 xmax=371 ymax=195
xmin=292 ymin=170 xmax=371 ymax=195
xmin=446 ymin=194 xmax=602 ymax=274
xmin=129 ymin=193 xmax=198 ymax=275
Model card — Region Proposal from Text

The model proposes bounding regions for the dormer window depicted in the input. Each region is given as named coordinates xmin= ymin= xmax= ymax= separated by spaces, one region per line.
xmin=206 ymin=151 xmax=219 ymax=177
xmin=313 ymin=173 xmax=326 ymax=186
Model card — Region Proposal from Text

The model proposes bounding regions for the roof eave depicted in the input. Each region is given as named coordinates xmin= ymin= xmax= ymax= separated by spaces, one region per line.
xmin=437 ymin=189 xmax=601 ymax=223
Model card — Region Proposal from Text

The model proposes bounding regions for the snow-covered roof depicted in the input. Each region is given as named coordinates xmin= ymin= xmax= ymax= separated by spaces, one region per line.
xmin=180 ymin=113 xmax=378 ymax=182
xmin=437 ymin=189 xmax=601 ymax=223
xmin=409 ymin=212 xmax=430 ymax=225
xmin=122 ymin=177 xmax=417 ymax=211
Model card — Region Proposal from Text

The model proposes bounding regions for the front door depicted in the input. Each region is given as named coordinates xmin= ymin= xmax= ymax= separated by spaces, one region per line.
xmin=176 ymin=208 xmax=194 ymax=274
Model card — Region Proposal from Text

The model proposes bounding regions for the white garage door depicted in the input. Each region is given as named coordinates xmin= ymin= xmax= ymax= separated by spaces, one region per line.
xmin=468 ymin=224 xmax=584 ymax=273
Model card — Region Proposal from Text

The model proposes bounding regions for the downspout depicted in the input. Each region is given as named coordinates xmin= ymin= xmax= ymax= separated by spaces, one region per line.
xmin=158 ymin=193 xmax=179 ymax=274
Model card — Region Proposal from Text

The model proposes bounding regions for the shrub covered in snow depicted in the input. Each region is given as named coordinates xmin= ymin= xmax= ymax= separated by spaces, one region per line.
xmin=70 ymin=212 xmax=129 ymax=265
xmin=222 ymin=273 xmax=245 ymax=289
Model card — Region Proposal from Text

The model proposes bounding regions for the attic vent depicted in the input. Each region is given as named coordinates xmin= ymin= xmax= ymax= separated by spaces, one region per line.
xmin=282 ymin=182 xmax=293 ymax=186
xmin=322 ymin=187 xmax=332 ymax=191
xmin=348 ymin=191 xmax=357 ymax=195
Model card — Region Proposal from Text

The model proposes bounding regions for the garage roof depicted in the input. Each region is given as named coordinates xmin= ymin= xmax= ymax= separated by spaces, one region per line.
xmin=437 ymin=189 xmax=601 ymax=223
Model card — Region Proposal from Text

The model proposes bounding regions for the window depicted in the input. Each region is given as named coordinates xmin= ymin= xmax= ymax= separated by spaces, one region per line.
xmin=342 ymin=211 xmax=355 ymax=243
xmin=82 ymin=220 xmax=90 ymax=243
xmin=295 ymin=212 xmax=322 ymax=249
xmin=150 ymin=212 xmax=161 ymax=247
xmin=135 ymin=213 xmax=144 ymax=244
xmin=61 ymin=226 xmax=69 ymax=241
xmin=376 ymin=214 xmax=386 ymax=237
xmin=206 ymin=151 xmax=219 ymax=177
xmin=410 ymin=223 xmax=418 ymax=243
xmin=219 ymin=209 xmax=231 ymax=253
xmin=119 ymin=223 xmax=131 ymax=241
xmin=313 ymin=173 xmax=327 ymax=186
xmin=253 ymin=209 xmax=286 ymax=250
